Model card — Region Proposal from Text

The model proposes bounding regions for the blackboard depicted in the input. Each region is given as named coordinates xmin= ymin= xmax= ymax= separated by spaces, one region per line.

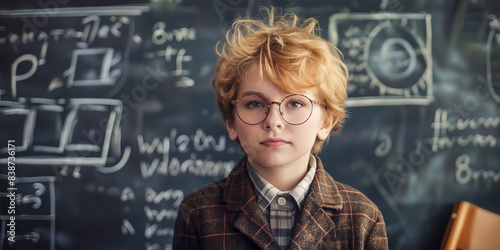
xmin=0 ymin=0 xmax=499 ymax=249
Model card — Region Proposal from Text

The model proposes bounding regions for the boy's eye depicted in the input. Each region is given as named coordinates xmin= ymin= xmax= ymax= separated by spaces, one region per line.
xmin=244 ymin=100 xmax=265 ymax=109
xmin=285 ymin=100 xmax=305 ymax=108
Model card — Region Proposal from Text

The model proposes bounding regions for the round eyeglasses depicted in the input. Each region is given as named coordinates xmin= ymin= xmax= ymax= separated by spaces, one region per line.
xmin=231 ymin=94 xmax=326 ymax=125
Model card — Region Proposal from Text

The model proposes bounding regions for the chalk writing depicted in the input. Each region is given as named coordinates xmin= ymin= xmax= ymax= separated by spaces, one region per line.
xmin=145 ymin=22 xmax=196 ymax=88
xmin=138 ymin=128 xmax=226 ymax=155
xmin=1 ymin=11 xmax=139 ymax=49
xmin=431 ymin=108 xmax=500 ymax=152
xmin=145 ymin=188 xmax=183 ymax=207
xmin=145 ymin=224 xmax=174 ymax=239
xmin=144 ymin=206 xmax=178 ymax=222
xmin=140 ymin=153 xmax=234 ymax=178
xmin=137 ymin=129 xmax=234 ymax=179
xmin=145 ymin=45 xmax=194 ymax=88
xmin=152 ymin=22 xmax=196 ymax=44
xmin=456 ymin=154 xmax=500 ymax=186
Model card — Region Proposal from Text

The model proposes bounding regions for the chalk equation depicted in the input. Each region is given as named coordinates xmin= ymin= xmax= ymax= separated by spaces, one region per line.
xmin=144 ymin=22 xmax=197 ymax=88
xmin=329 ymin=13 xmax=433 ymax=107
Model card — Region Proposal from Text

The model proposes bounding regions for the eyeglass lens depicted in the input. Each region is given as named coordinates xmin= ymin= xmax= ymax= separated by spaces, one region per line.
xmin=235 ymin=94 xmax=313 ymax=125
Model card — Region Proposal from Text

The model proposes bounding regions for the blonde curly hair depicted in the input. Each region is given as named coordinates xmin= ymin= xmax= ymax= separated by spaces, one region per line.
xmin=212 ymin=7 xmax=348 ymax=153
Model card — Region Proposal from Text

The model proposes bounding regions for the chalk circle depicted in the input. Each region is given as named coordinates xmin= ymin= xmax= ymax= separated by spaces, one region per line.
xmin=365 ymin=24 xmax=428 ymax=89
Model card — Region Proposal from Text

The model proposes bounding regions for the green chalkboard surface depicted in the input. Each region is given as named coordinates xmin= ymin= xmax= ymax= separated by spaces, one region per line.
xmin=1 ymin=1 xmax=499 ymax=249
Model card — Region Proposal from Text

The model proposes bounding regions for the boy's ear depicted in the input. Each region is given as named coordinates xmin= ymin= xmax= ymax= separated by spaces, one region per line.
xmin=317 ymin=115 xmax=335 ymax=140
xmin=225 ymin=119 xmax=238 ymax=141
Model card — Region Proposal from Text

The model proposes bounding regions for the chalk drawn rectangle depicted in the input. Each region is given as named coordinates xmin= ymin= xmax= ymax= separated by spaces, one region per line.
xmin=68 ymin=48 xmax=115 ymax=87
xmin=64 ymin=105 xmax=110 ymax=157
xmin=60 ymin=99 xmax=122 ymax=166
xmin=329 ymin=13 xmax=434 ymax=107
xmin=32 ymin=105 xmax=64 ymax=153
xmin=0 ymin=106 xmax=33 ymax=153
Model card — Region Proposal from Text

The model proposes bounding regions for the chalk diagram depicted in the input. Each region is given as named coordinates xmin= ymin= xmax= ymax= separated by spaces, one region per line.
xmin=0 ymin=6 xmax=149 ymax=249
xmin=486 ymin=16 xmax=500 ymax=104
xmin=329 ymin=13 xmax=433 ymax=107
xmin=0 ymin=98 xmax=129 ymax=173
xmin=0 ymin=6 xmax=152 ymax=171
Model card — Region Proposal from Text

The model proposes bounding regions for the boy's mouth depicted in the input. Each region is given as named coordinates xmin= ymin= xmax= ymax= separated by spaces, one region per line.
xmin=260 ymin=138 xmax=289 ymax=147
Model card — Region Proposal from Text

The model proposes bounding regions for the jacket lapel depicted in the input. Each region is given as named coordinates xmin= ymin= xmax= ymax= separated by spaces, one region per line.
xmin=223 ymin=158 xmax=279 ymax=249
xmin=288 ymin=156 xmax=343 ymax=249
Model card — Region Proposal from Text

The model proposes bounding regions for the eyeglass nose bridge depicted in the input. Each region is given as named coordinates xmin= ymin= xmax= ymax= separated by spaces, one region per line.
xmin=265 ymin=101 xmax=284 ymax=117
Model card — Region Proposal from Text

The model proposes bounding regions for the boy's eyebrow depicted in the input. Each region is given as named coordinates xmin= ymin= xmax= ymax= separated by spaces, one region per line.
xmin=240 ymin=90 xmax=305 ymax=99
xmin=241 ymin=91 xmax=263 ymax=97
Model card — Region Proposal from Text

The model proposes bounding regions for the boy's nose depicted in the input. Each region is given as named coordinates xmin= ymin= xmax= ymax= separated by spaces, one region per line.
xmin=264 ymin=103 xmax=284 ymax=129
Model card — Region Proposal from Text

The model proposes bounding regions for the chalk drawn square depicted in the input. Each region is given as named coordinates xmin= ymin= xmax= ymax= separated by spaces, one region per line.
xmin=58 ymin=99 xmax=123 ymax=167
xmin=64 ymin=105 xmax=111 ymax=158
xmin=329 ymin=13 xmax=433 ymax=107
xmin=32 ymin=105 xmax=64 ymax=153
xmin=68 ymin=48 xmax=115 ymax=87
xmin=0 ymin=106 xmax=32 ymax=153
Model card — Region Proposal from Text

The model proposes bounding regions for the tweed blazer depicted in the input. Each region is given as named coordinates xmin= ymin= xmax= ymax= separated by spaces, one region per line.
xmin=173 ymin=155 xmax=388 ymax=249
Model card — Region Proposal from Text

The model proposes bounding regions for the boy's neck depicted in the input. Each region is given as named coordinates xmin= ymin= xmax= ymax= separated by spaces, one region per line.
xmin=249 ymin=154 xmax=311 ymax=191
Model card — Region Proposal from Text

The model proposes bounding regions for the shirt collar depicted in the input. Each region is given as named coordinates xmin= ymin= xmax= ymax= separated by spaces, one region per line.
xmin=247 ymin=155 xmax=317 ymax=211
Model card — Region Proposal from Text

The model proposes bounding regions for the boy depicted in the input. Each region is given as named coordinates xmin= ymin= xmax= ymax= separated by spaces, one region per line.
xmin=173 ymin=7 xmax=388 ymax=249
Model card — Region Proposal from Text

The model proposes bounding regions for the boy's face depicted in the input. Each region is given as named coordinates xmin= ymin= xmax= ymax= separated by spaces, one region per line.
xmin=225 ymin=63 xmax=332 ymax=170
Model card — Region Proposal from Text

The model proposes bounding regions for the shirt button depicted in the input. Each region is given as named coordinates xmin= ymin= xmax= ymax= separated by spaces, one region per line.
xmin=277 ymin=197 xmax=287 ymax=206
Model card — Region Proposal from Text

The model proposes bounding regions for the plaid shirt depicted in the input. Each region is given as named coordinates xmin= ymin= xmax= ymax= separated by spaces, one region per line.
xmin=247 ymin=156 xmax=316 ymax=249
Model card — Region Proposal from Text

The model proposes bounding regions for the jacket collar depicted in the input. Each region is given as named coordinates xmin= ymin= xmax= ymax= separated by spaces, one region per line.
xmin=288 ymin=156 xmax=343 ymax=249
xmin=223 ymin=155 xmax=344 ymax=249
xmin=223 ymin=157 xmax=279 ymax=249
xmin=306 ymin=155 xmax=343 ymax=210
